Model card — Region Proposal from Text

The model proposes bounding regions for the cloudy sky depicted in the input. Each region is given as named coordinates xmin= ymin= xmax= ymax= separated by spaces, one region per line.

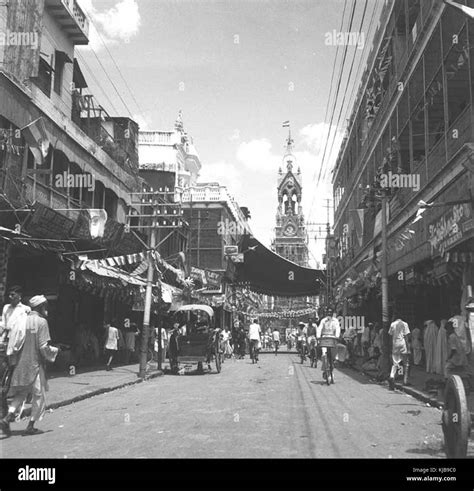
xmin=76 ymin=0 xmax=385 ymax=267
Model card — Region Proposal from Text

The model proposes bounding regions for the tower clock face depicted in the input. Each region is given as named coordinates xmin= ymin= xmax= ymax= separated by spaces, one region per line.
xmin=284 ymin=224 xmax=296 ymax=236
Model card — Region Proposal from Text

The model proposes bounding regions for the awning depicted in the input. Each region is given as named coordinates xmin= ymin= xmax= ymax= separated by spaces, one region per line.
xmin=234 ymin=235 xmax=326 ymax=297
xmin=81 ymin=261 xmax=147 ymax=286
xmin=0 ymin=226 xmax=77 ymax=252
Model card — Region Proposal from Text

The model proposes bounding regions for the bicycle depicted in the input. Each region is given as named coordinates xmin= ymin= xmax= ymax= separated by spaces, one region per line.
xmin=308 ymin=337 xmax=317 ymax=368
xmin=250 ymin=339 xmax=259 ymax=364
xmin=297 ymin=338 xmax=307 ymax=364
xmin=319 ymin=337 xmax=337 ymax=385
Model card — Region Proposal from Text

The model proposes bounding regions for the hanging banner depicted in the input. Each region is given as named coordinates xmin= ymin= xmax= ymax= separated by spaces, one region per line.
xmin=190 ymin=266 xmax=207 ymax=286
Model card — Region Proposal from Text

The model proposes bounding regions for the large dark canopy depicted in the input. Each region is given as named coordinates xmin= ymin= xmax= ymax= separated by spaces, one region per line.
xmin=234 ymin=235 xmax=326 ymax=297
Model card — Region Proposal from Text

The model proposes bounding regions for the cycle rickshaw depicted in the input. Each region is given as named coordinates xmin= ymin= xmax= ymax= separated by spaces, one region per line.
xmin=169 ymin=305 xmax=223 ymax=374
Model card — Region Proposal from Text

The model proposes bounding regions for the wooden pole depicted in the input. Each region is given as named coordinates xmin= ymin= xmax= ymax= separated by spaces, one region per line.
xmin=138 ymin=215 xmax=156 ymax=379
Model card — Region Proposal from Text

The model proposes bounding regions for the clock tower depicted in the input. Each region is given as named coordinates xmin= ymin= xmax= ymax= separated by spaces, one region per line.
xmin=272 ymin=132 xmax=309 ymax=267
xmin=267 ymin=129 xmax=314 ymax=336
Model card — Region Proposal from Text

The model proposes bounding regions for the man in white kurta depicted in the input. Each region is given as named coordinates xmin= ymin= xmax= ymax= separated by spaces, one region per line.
xmin=0 ymin=295 xmax=58 ymax=436
xmin=388 ymin=317 xmax=410 ymax=389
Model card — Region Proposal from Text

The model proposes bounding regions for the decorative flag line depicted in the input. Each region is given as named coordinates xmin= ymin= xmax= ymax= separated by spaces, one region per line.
xmin=258 ymin=308 xmax=318 ymax=319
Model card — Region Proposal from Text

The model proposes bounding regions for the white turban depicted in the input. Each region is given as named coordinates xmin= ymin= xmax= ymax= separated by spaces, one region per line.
xmin=29 ymin=295 xmax=47 ymax=308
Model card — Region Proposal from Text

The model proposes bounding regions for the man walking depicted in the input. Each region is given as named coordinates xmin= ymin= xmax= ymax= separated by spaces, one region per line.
xmin=272 ymin=328 xmax=280 ymax=356
xmin=248 ymin=318 xmax=261 ymax=363
xmin=0 ymin=285 xmax=30 ymax=418
xmin=104 ymin=321 xmax=119 ymax=371
xmin=388 ymin=314 xmax=411 ymax=390
xmin=0 ymin=295 xmax=58 ymax=436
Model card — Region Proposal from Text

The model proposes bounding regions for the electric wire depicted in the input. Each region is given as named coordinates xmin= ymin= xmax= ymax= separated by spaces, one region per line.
xmin=308 ymin=0 xmax=356 ymax=219
xmin=321 ymin=0 xmax=370 ymax=185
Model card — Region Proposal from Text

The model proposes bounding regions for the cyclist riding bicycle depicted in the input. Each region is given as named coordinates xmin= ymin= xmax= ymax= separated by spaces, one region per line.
xmin=307 ymin=319 xmax=318 ymax=367
xmin=317 ymin=308 xmax=341 ymax=380
xmin=296 ymin=322 xmax=307 ymax=360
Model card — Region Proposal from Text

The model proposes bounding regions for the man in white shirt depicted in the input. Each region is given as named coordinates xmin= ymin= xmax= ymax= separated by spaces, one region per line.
xmin=317 ymin=308 xmax=341 ymax=375
xmin=104 ymin=322 xmax=119 ymax=371
xmin=317 ymin=308 xmax=341 ymax=339
xmin=1 ymin=286 xmax=31 ymax=363
xmin=272 ymin=328 xmax=280 ymax=356
xmin=248 ymin=319 xmax=261 ymax=363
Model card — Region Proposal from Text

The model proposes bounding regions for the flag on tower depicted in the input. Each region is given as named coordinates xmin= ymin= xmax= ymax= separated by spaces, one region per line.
xmin=282 ymin=121 xmax=290 ymax=127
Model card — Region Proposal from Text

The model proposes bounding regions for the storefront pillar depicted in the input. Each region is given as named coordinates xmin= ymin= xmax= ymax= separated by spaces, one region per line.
xmin=0 ymin=238 xmax=10 ymax=301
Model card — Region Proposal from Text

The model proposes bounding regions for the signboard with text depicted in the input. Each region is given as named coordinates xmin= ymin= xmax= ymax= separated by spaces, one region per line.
xmin=428 ymin=203 xmax=473 ymax=257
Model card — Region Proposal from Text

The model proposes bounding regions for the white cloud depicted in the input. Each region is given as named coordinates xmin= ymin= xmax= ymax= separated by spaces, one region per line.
xmin=78 ymin=0 xmax=141 ymax=50
xmin=198 ymin=161 xmax=243 ymax=194
xmin=236 ymin=138 xmax=276 ymax=172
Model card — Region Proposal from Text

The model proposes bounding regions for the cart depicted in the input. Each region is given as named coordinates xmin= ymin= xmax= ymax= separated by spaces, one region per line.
xmin=441 ymin=373 xmax=472 ymax=458
xmin=170 ymin=305 xmax=222 ymax=374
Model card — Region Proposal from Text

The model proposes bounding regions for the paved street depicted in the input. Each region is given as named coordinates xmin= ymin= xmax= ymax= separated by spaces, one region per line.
xmin=1 ymin=354 xmax=445 ymax=459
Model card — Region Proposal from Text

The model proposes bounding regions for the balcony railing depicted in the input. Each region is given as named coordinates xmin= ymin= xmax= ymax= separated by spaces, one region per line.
xmin=180 ymin=185 xmax=244 ymax=224
xmin=45 ymin=0 xmax=89 ymax=45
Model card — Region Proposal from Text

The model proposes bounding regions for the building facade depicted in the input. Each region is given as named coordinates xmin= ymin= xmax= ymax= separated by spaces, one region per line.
xmin=331 ymin=0 xmax=474 ymax=330
xmin=0 ymin=0 xmax=145 ymax=368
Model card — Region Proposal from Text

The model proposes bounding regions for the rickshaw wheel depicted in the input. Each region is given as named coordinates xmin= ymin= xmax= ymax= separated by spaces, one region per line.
xmin=442 ymin=375 xmax=470 ymax=458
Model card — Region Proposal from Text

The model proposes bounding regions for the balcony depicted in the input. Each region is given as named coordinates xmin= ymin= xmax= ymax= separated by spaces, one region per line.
xmin=180 ymin=185 xmax=243 ymax=222
xmin=45 ymin=0 xmax=89 ymax=45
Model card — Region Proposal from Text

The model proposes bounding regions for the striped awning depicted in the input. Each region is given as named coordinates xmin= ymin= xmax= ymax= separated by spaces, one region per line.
xmin=445 ymin=251 xmax=474 ymax=263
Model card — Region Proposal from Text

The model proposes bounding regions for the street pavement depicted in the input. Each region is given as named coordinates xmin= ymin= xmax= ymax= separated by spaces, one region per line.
xmin=1 ymin=353 xmax=448 ymax=458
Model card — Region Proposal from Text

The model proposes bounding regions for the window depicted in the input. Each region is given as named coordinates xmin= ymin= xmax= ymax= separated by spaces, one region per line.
xmin=409 ymin=60 xmax=424 ymax=109
xmin=411 ymin=101 xmax=426 ymax=166
xmin=424 ymin=25 xmax=442 ymax=87
xmin=444 ymin=28 xmax=470 ymax=126
xmin=426 ymin=69 xmax=445 ymax=151
xmin=407 ymin=0 xmax=421 ymax=45
xmin=53 ymin=51 xmax=67 ymax=95
xmin=32 ymin=57 xmax=52 ymax=97
xmin=398 ymin=123 xmax=411 ymax=173
xmin=441 ymin=5 xmax=466 ymax=56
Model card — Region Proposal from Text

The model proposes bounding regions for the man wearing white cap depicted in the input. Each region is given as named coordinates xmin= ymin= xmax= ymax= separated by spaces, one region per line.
xmin=0 ymin=295 xmax=58 ymax=436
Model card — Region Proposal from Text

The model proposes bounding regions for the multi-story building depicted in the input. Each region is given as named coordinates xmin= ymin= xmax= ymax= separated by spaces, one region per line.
xmin=138 ymin=113 xmax=201 ymax=266
xmin=181 ymin=182 xmax=252 ymax=328
xmin=332 ymin=0 xmax=474 ymax=327
xmin=0 ymin=0 xmax=144 ymax=363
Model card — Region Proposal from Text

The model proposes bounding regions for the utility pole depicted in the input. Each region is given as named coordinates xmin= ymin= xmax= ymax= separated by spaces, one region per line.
xmin=128 ymin=188 xmax=184 ymax=379
xmin=379 ymin=188 xmax=391 ymax=378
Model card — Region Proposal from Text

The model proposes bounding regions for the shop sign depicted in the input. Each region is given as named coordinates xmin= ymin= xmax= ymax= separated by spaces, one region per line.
xmin=205 ymin=270 xmax=222 ymax=288
xmin=404 ymin=267 xmax=415 ymax=285
xmin=428 ymin=203 xmax=473 ymax=257
xmin=25 ymin=203 xmax=74 ymax=239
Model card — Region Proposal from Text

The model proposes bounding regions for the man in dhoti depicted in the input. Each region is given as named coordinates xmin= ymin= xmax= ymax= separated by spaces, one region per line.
xmin=388 ymin=315 xmax=411 ymax=390
xmin=0 ymin=295 xmax=58 ymax=436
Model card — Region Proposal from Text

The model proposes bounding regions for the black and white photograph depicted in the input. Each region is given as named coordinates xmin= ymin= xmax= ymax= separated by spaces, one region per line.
xmin=0 ymin=0 xmax=474 ymax=487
